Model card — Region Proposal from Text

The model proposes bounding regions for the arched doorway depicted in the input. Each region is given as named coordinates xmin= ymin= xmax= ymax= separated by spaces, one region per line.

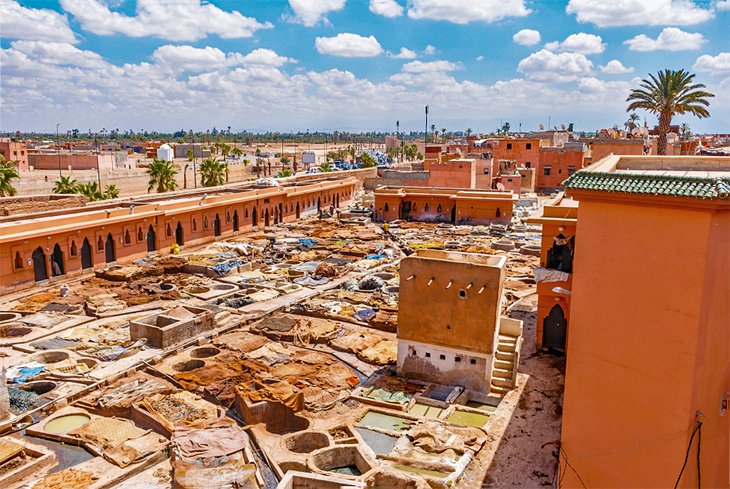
xmin=175 ymin=222 xmax=184 ymax=246
xmin=278 ymin=203 xmax=283 ymax=222
xmin=32 ymin=246 xmax=48 ymax=282
xmin=147 ymin=225 xmax=156 ymax=252
xmin=543 ymin=304 xmax=567 ymax=354
xmin=50 ymin=243 xmax=64 ymax=277
xmin=450 ymin=206 xmax=456 ymax=224
xmin=214 ymin=213 xmax=221 ymax=237
xmin=105 ymin=233 xmax=116 ymax=263
xmin=264 ymin=209 xmax=270 ymax=227
xmin=233 ymin=211 xmax=239 ymax=232
xmin=296 ymin=202 xmax=300 ymax=219
xmin=274 ymin=208 xmax=279 ymax=224
xmin=81 ymin=238 xmax=93 ymax=269
xmin=252 ymin=207 xmax=258 ymax=227
xmin=317 ymin=197 xmax=321 ymax=211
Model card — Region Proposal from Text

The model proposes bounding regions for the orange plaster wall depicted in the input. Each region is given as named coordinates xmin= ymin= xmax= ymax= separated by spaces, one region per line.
xmin=538 ymin=148 xmax=585 ymax=191
xmin=491 ymin=139 xmax=540 ymax=169
xmin=428 ymin=161 xmax=476 ymax=189
xmin=559 ymin=197 xmax=729 ymax=488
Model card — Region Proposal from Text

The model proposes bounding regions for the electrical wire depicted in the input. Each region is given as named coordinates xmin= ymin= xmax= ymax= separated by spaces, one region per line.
xmin=560 ymin=444 xmax=588 ymax=489
xmin=673 ymin=420 xmax=702 ymax=489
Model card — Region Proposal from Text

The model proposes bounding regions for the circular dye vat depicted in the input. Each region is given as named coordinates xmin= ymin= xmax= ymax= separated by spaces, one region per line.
xmin=0 ymin=312 xmax=22 ymax=323
xmin=185 ymin=286 xmax=210 ymax=294
xmin=159 ymin=283 xmax=175 ymax=291
xmin=32 ymin=351 xmax=70 ymax=364
xmin=21 ymin=381 xmax=57 ymax=395
xmin=285 ymin=431 xmax=330 ymax=454
xmin=189 ymin=347 xmax=220 ymax=359
xmin=43 ymin=413 xmax=91 ymax=434
xmin=0 ymin=324 xmax=32 ymax=338
xmin=172 ymin=359 xmax=205 ymax=372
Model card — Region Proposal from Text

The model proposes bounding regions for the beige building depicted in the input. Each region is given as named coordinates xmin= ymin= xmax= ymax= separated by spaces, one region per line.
xmin=397 ymin=250 xmax=523 ymax=394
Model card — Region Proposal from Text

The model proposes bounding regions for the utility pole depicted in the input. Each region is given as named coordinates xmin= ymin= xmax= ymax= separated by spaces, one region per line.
xmin=191 ymin=130 xmax=197 ymax=188
xmin=396 ymin=120 xmax=400 ymax=164
xmin=424 ymin=106 xmax=429 ymax=144
xmin=56 ymin=123 xmax=62 ymax=178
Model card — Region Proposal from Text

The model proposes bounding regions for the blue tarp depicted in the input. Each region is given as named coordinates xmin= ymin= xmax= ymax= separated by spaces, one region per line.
xmin=11 ymin=365 xmax=45 ymax=383
xmin=298 ymin=238 xmax=317 ymax=247
xmin=365 ymin=254 xmax=384 ymax=260
xmin=353 ymin=309 xmax=377 ymax=322
xmin=213 ymin=260 xmax=246 ymax=275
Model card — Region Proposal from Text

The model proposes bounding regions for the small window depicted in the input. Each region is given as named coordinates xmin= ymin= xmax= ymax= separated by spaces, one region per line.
xmin=483 ymin=168 xmax=489 ymax=175
xmin=508 ymin=178 xmax=513 ymax=183
xmin=558 ymin=169 xmax=562 ymax=174
xmin=526 ymin=143 xmax=532 ymax=149
xmin=192 ymin=219 xmax=197 ymax=231
xmin=439 ymin=354 xmax=446 ymax=360
xmin=245 ymin=208 xmax=249 ymax=218
xmin=70 ymin=241 xmax=78 ymax=256
xmin=166 ymin=224 xmax=172 ymax=237
xmin=455 ymin=356 xmax=461 ymax=362
xmin=97 ymin=236 xmax=104 ymax=251
xmin=424 ymin=203 xmax=429 ymax=212
xmin=425 ymin=352 xmax=431 ymax=358
xmin=204 ymin=217 xmax=209 ymax=229
xmin=470 ymin=358 xmax=477 ymax=365
xmin=543 ymin=166 xmax=552 ymax=176
xmin=507 ymin=143 xmax=513 ymax=150
xmin=384 ymin=203 xmax=389 ymax=212
xmin=226 ymin=212 xmax=231 ymax=223
xmin=437 ymin=204 xmax=442 ymax=213
xmin=459 ymin=289 xmax=467 ymax=299
xmin=525 ymin=162 xmax=531 ymax=169
xmin=568 ymin=166 xmax=576 ymax=175
xmin=410 ymin=349 xmax=417 ymax=357
xmin=137 ymin=228 xmax=144 ymax=242
xmin=14 ymin=252 xmax=23 ymax=269
xmin=124 ymin=230 xmax=131 ymax=245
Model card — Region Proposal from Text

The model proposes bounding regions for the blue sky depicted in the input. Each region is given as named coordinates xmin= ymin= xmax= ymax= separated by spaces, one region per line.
xmin=1 ymin=0 xmax=728 ymax=133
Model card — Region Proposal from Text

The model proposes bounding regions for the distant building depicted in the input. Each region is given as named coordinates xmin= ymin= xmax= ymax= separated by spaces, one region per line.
xmin=537 ymin=143 xmax=587 ymax=192
xmin=174 ymin=143 xmax=211 ymax=159
xmin=397 ymin=249 xmax=523 ymax=394
xmin=156 ymin=143 xmax=174 ymax=162
xmin=0 ymin=138 xmax=29 ymax=171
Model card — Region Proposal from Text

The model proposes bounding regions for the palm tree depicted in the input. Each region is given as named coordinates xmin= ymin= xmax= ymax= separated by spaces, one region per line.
xmin=103 ymin=184 xmax=119 ymax=199
xmin=276 ymin=168 xmax=294 ymax=178
xmin=77 ymin=182 xmax=103 ymax=201
xmin=679 ymin=122 xmax=691 ymax=140
xmin=0 ymin=156 xmax=19 ymax=197
xmin=441 ymin=128 xmax=447 ymax=141
xmin=146 ymin=159 xmax=178 ymax=193
xmin=199 ymin=157 xmax=227 ymax=187
xmin=319 ymin=162 xmax=334 ymax=172
xmin=187 ymin=149 xmax=194 ymax=162
xmin=627 ymin=69 xmax=713 ymax=155
xmin=624 ymin=113 xmax=640 ymax=132
xmin=466 ymin=128 xmax=473 ymax=137
xmin=231 ymin=147 xmax=243 ymax=159
xmin=430 ymin=124 xmax=436 ymax=142
xmin=53 ymin=175 xmax=79 ymax=194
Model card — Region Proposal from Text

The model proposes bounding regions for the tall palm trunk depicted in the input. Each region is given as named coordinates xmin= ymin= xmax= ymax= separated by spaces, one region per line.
xmin=657 ymin=110 xmax=671 ymax=155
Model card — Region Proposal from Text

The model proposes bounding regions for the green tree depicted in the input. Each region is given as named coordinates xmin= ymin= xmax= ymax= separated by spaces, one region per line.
xmin=103 ymin=184 xmax=119 ymax=199
xmin=359 ymin=152 xmax=377 ymax=168
xmin=255 ymin=148 xmax=261 ymax=156
xmin=466 ymin=128 xmax=473 ymax=137
xmin=146 ymin=159 xmax=178 ymax=193
xmin=276 ymin=168 xmax=294 ymax=178
xmin=231 ymin=147 xmax=242 ymax=158
xmin=319 ymin=161 xmax=334 ymax=172
xmin=53 ymin=175 xmax=79 ymax=194
xmin=441 ymin=128 xmax=447 ymax=140
xmin=187 ymin=149 xmax=194 ymax=162
xmin=77 ymin=182 xmax=103 ymax=201
xmin=627 ymin=69 xmax=713 ymax=155
xmin=220 ymin=143 xmax=230 ymax=159
xmin=624 ymin=113 xmax=640 ymax=132
xmin=199 ymin=157 xmax=227 ymax=187
xmin=0 ymin=156 xmax=19 ymax=197
xmin=280 ymin=156 xmax=290 ymax=164
xmin=416 ymin=152 xmax=424 ymax=160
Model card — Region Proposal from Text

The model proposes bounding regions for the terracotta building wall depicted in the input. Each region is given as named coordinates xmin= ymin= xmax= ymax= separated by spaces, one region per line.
xmin=428 ymin=160 xmax=475 ymax=189
xmin=538 ymin=147 xmax=585 ymax=191
xmin=559 ymin=197 xmax=729 ymax=488
xmin=0 ymin=140 xmax=29 ymax=171
xmin=490 ymin=139 xmax=541 ymax=169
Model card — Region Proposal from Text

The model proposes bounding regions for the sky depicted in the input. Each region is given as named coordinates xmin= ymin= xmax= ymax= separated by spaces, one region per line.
xmin=0 ymin=0 xmax=728 ymax=134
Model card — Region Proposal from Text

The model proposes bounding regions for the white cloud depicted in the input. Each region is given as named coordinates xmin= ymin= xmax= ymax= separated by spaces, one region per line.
xmin=566 ymin=0 xmax=714 ymax=27
xmin=315 ymin=33 xmax=383 ymax=57
xmin=288 ymin=0 xmax=346 ymax=26
xmin=513 ymin=29 xmax=541 ymax=46
xmin=0 ymin=1 xmax=77 ymax=43
xmin=401 ymin=60 xmax=459 ymax=73
xmin=424 ymin=45 xmax=437 ymax=55
xmin=517 ymin=49 xmax=593 ymax=82
xmin=545 ymin=33 xmax=605 ymax=55
xmin=369 ymin=0 xmax=403 ymax=17
xmin=388 ymin=48 xmax=418 ymax=59
xmin=476 ymin=55 xmax=485 ymax=61
xmin=624 ymin=27 xmax=705 ymax=52
xmin=693 ymin=52 xmax=730 ymax=75
xmin=576 ymin=77 xmax=631 ymax=94
xmin=151 ymin=45 xmax=296 ymax=73
xmin=59 ymin=0 xmax=271 ymax=41
xmin=716 ymin=1 xmax=730 ymax=10
xmin=600 ymin=60 xmax=634 ymax=74
xmin=9 ymin=41 xmax=104 ymax=68
xmin=407 ymin=0 xmax=530 ymax=24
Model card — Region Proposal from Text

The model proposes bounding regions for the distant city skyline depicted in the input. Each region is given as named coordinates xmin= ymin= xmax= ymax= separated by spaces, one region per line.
xmin=1 ymin=0 xmax=728 ymax=133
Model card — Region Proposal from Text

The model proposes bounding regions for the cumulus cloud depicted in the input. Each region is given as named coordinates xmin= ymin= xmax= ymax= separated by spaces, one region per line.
xmin=566 ymin=0 xmax=714 ymax=27
xmin=0 ymin=1 xmax=77 ymax=43
xmin=288 ymin=0 xmax=346 ymax=26
xmin=693 ymin=52 xmax=730 ymax=75
xmin=716 ymin=0 xmax=730 ymax=10
xmin=8 ymin=40 xmax=104 ymax=68
xmin=545 ymin=33 xmax=605 ymax=55
xmin=424 ymin=45 xmax=437 ymax=55
xmin=407 ymin=0 xmax=530 ymax=24
xmin=59 ymin=0 xmax=271 ymax=41
xmin=624 ymin=27 xmax=705 ymax=51
xmin=517 ymin=49 xmax=593 ymax=82
xmin=369 ymin=0 xmax=403 ymax=17
xmin=388 ymin=48 xmax=418 ymax=59
xmin=315 ymin=33 xmax=383 ymax=57
xmin=600 ymin=60 xmax=634 ymax=74
xmin=513 ymin=29 xmax=541 ymax=46
xmin=476 ymin=55 xmax=485 ymax=61
xmin=151 ymin=45 xmax=296 ymax=73
xmin=401 ymin=60 xmax=460 ymax=73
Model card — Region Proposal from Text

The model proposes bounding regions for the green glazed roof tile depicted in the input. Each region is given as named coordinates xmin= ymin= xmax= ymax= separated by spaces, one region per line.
xmin=563 ymin=171 xmax=730 ymax=200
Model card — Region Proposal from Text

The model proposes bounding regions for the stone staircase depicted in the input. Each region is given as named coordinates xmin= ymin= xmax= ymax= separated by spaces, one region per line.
xmin=489 ymin=317 xmax=524 ymax=397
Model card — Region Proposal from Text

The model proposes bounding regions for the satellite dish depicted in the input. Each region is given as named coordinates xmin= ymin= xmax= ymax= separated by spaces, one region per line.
xmin=631 ymin=127 xmax=641 ymax=137
xmin=539 ymin=124 xmax=545 ymax=131
xmin=496 ymin=183 xmax=505 ymax=191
